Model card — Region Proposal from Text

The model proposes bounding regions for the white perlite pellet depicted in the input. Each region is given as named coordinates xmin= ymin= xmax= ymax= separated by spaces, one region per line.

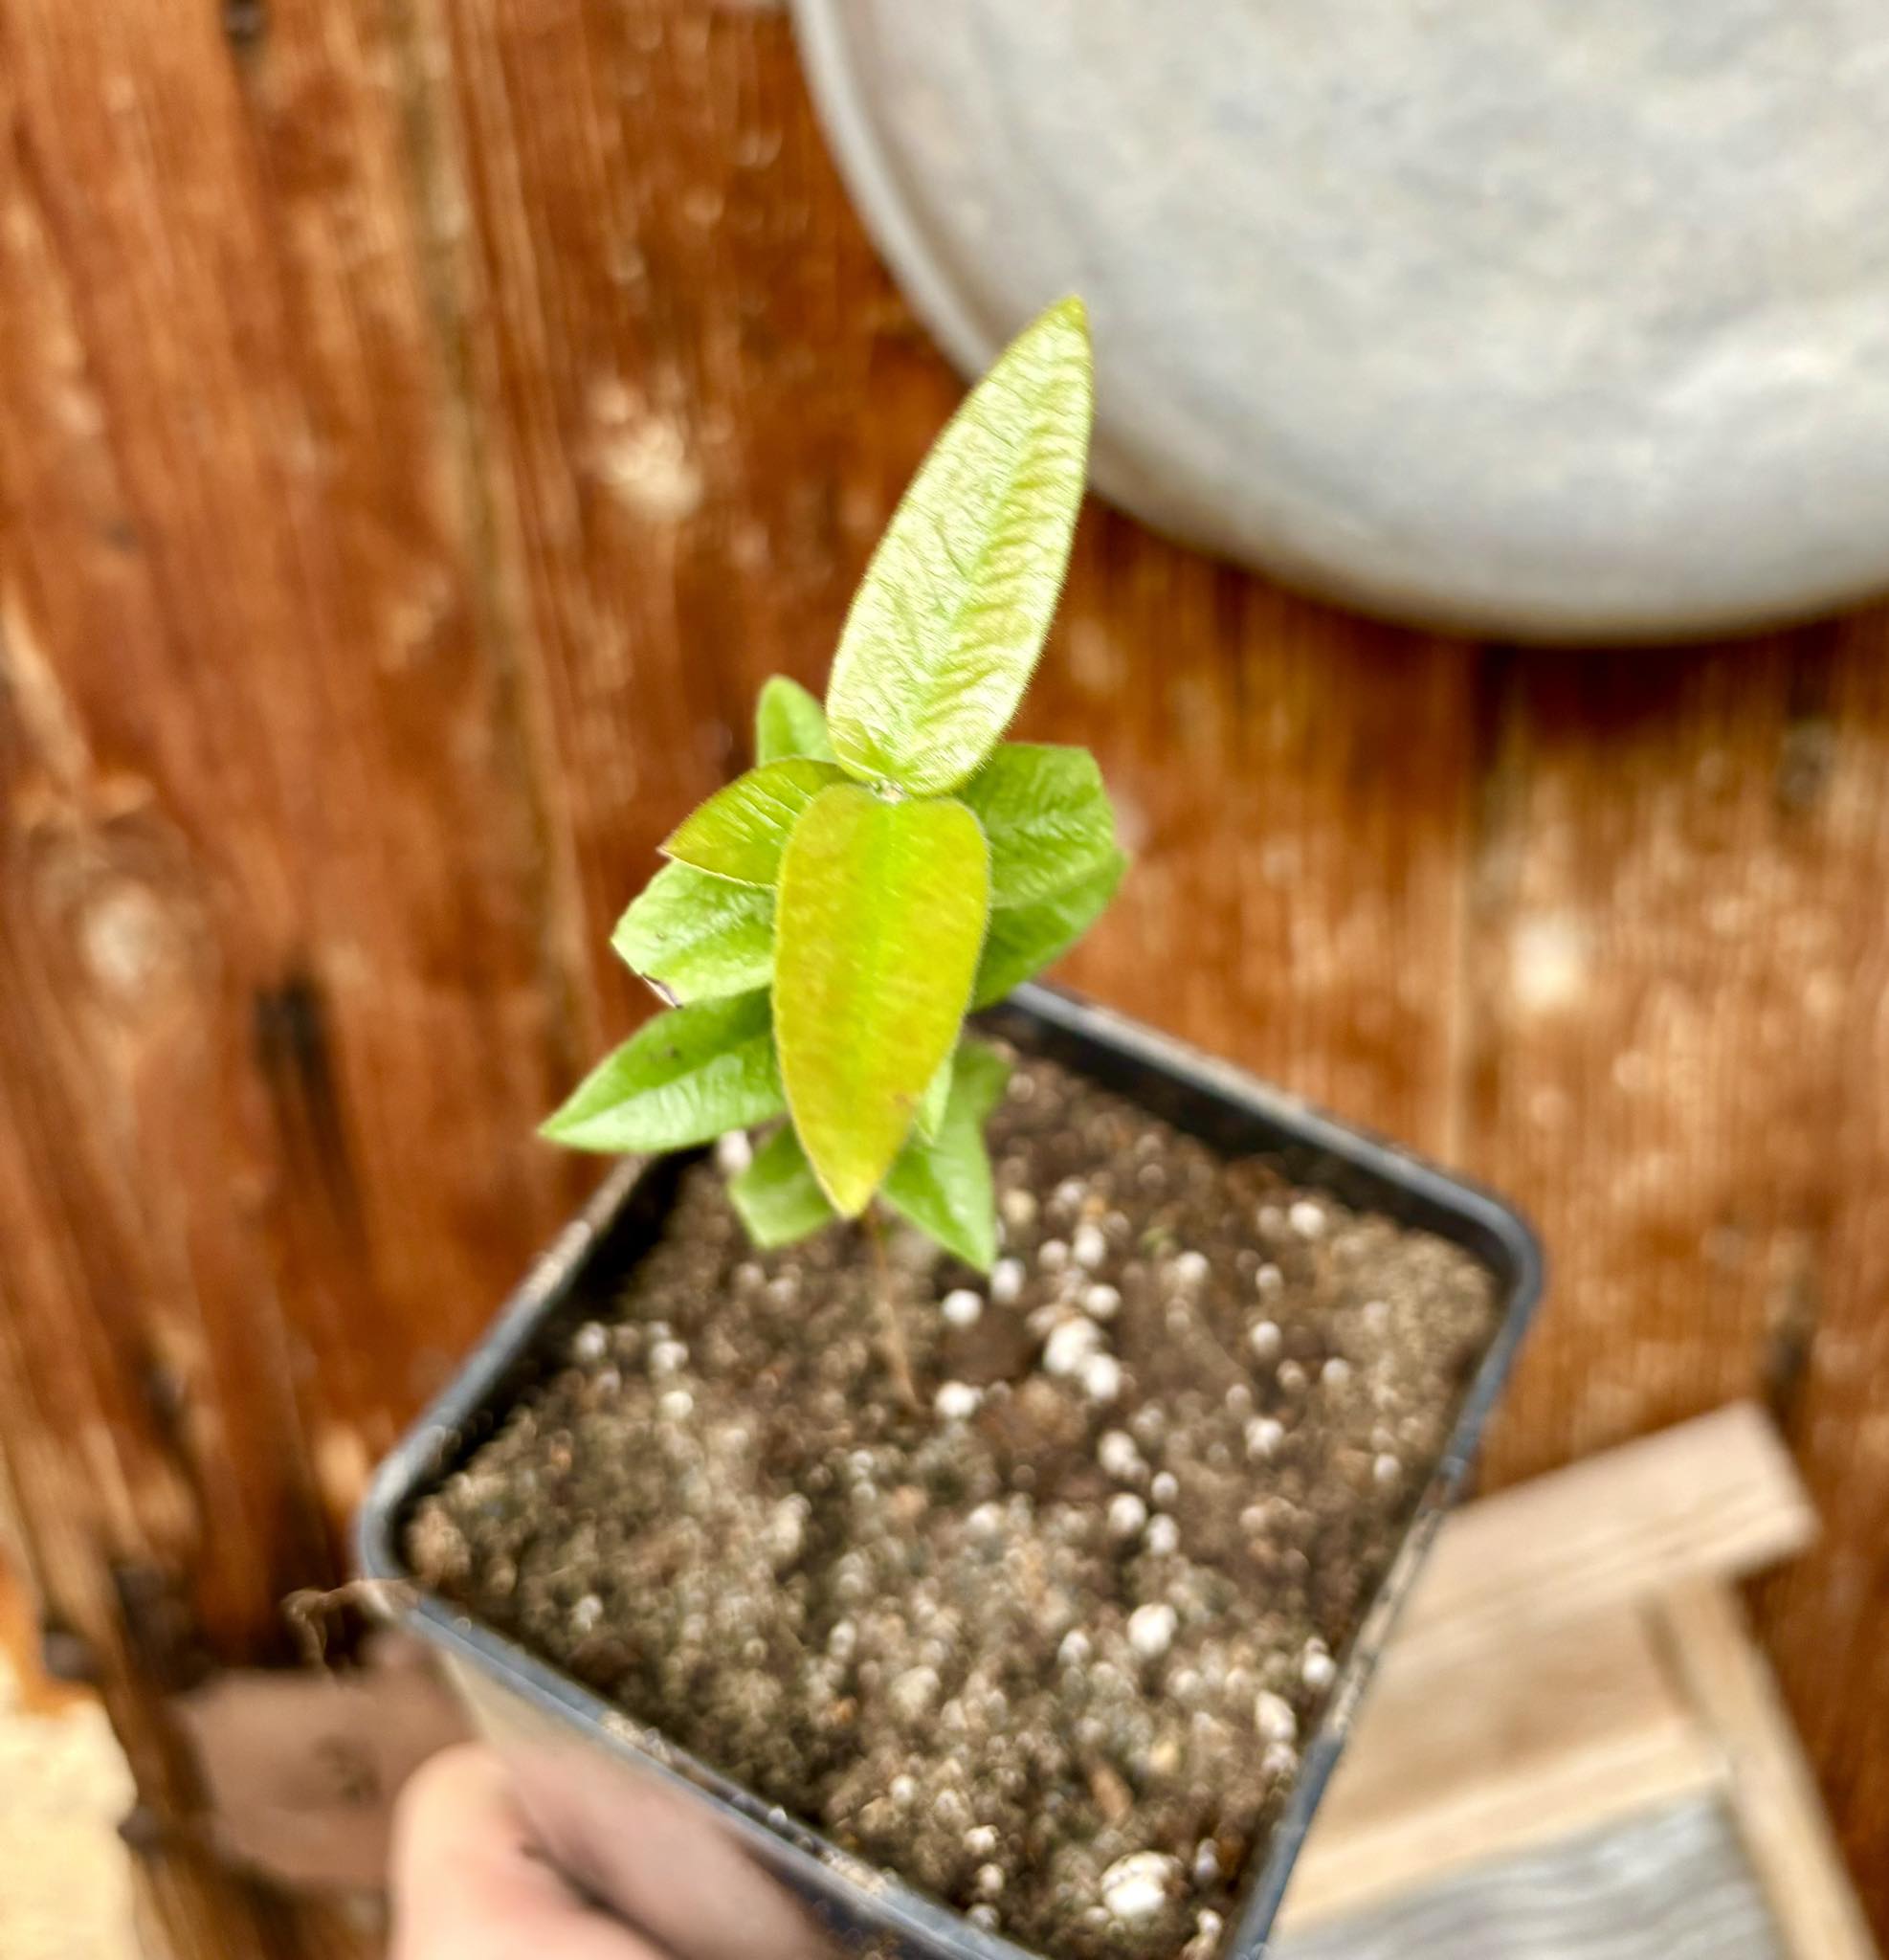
xmin=1289 ymin=1198 xmax=1326 ymax=1237
xmin=1127 ymin=1602 xmax=1177 ymax=1659
xmin=942 ymin=1287 xmax=984 ymax=1328
xmin=995 ymin=1175 xmax=1042 ymax=1222
xmin=1301 ymin=1641 xmax=1337 ymax=1689
xmin=766 ymin=1495 xmax=809 ymax=1566
xmin=1245 ymin=1415 xmax=1285 ymax=1459
xmin=989 ymin=1257 xmax=1025 ymax=1303
xmin=1073 ymin=1220 xmax=1108 ymax=1269
xmin=1149 ymin=1469 xmax=1179 ymax=1507
xmin=1145 ymin=1514 xmax=1180 ymax=1556
xmin=934 ymin=1380 xmax=983 ymax=1421
xmin=714 ymin=1129 xmax=753 ymax=1175
xmin=889 ymin=1665 xmax=941 ymax=1723
xmin=1098 ymin=1430 xmax=1145 ymax=1481
xmin=1249 ymin=1319 xmax=1281 ymax=1359
xmin=1107 ymin=1492 xmax=1149 ymax=1539
xmin=1172 ymin=1248 xmax=1210 ymax=1286
xmin=1043 ymin=1316 xmax=1102 ymax=1375
xmin=1255 ymin=1690 xmax=1298 ymax=1743
xmin=1080 ymin=1352 xmax=1122 ymax=1403
xmin=1101 ymin=1851 xmax=1181 ymax=1922
xmin=1082 ymin=1281 xmax=1122 ymax=1320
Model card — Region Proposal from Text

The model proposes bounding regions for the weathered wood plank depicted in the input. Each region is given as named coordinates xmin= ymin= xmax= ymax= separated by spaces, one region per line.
xmin=1400 ymin=1403 xmax=1813 ymax=1663
xmin=1284 ymin=1605 xmax=1719 ymax=1931
xmin=1470 ymin=643 xmax=1846 ymax=1480
xmin=1465 ymin=623 xmax=1889 ymax=1935
xmin=0 ymin=0 xmax=576 ymax=1949
xmin=1661 ymin=1583 xmax=1881 ymax=1960
xmin=1749 ymin=623 xmax=1889 ymax=1936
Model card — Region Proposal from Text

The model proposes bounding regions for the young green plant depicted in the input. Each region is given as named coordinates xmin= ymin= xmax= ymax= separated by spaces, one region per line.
xmin=543 ymin=297 xmax=1124 ymax=1281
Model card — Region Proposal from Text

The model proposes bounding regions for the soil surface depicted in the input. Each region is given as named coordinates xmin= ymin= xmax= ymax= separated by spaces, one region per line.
xmin=409 ymin=1055 xmax=1500 ymax=1960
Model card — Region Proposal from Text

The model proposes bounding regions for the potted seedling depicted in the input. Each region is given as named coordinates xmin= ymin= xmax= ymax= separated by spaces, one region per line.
xmin=363 ymin=301 xmax=1541 ymax=1960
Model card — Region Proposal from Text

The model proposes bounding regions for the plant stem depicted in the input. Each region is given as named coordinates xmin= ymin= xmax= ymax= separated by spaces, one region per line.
xmin=862 ymin=1208 xmax=920 ymax=1411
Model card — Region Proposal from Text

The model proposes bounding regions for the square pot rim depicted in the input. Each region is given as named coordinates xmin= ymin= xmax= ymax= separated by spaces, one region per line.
xmin=356 ymin=982 xmax=1544 ymax=1959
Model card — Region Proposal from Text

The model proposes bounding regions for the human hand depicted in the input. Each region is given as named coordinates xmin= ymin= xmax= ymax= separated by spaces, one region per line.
xmin=392 ymin=1745 xmax=664 ymax=1960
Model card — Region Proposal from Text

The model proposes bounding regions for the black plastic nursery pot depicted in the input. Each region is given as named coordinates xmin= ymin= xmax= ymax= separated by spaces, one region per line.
xmin=358 ymin=985 xmax=1543 ymax=1960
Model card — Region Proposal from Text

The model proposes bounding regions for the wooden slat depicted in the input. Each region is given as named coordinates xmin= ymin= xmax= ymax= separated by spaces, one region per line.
xmin=1285 ymin=1411 xmax=1810 ymax=1932
xmin=1746 ymin=631 xmax=1889 ymax=1930
xmin=1660 ymin=1584 xmax=1881 ymax=1960
xmin=1399 ymin=1403 xmax=1814 ymax=1663
xmin=1465 ymin=635 xmax=1889 ymax=1934
xmin=1282 ymin=1604 xmax=1720 ymax=1930
xmin=0 ymin=0 xmax=578 ymax=1951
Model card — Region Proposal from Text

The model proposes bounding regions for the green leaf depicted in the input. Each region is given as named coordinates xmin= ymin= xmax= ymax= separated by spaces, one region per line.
xmin=611 ymin=863 xmax=774 ymax=1001
xmin=944 ymin=1036 xmax=1012 ymax=1125
xmin=973 ymin=847 xmax=1126 ymax=1006
xmin=728 ymin=1125 xmax=836 ymax=1249
xmin=754 ymin=677 xmax=834 ymax=764
xmin=882 ymin=1040 xmax=1012 ymax=1272
xmin=774 ymin=783 xmax=990 ymax=1214
xmin=540 ymin=992 xmax=785 ymax=1151
xmin=959 ymin=743 xmax=1117 ymax=908
xmin=913 ymin=1047 xmax=955 ymax=1143
xmin=663 ymin=758 xmax=845 ymax=886
xmin=825 ymin=298 xmax=1095 ymax=796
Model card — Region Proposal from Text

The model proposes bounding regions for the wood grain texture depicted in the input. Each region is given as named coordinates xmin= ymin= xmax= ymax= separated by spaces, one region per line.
xmin=1283 ymin=1606 xmax=1719 ymax=1931
xmin=3 ymin=0 xmax=1889 ymax=1948
xmin=0 ymin=0 xmax=574 ymax=1949
xmin=1397 ymin=1403 xmax=1813 ymax=1664
xmin=1660 ymin=1584 xmax=1881 ymax=1960
xmin=1463 ymin=628 xmax=1889 ymax=1926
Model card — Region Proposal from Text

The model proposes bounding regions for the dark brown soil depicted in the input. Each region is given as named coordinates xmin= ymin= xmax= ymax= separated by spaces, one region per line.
xmin=409 ymin=1055 xmax=1499 ymax=1960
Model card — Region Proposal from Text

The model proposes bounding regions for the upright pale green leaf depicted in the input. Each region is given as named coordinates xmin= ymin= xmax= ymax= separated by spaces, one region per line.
xmin=882 ymin=1040 xmax=1012 ymax=1272
xmin=941 ymin=1036 xmax=1012 ymax=1126
xmin=663 ymin=758 xmax=844 ymax=886
xmin=755 ymin=677 xmax=834 ymax=764
xmin=913 ymin=1046 xmax=955 ymax=1143
xmin=825 ymin=298 xmax=1095 ymax=796
xmin=775 ymin=783 xmax=990 ymax=1214
xmin=728 ymin=1125 xmax=835 ymax=1249
xmin=959 ymin=744 xmax=1117 ymax=908
xmin=973 ymin=847 xmax=1126 ymax=1006
xmin=612 ymin=863 xmax=774 ymax=1001
xmin=540 ymin=991 xmax=784 ymax=1151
